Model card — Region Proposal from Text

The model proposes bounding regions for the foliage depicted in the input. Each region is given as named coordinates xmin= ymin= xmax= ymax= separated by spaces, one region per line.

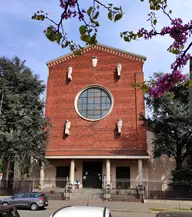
xmin=0 ymin=56 xmax=50 ymax=179
xmin=142 ymin=73 xmax=192 ymax=169
xmin=32 ymin=0 xmax=192 ymax=97
xmin=171 ymin=167 xmax=192 ymax=183
xmin=0 ymin=159 xmax=2 ymax=172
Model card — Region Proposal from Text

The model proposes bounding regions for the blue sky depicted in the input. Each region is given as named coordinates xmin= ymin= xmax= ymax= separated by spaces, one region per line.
xmin=0 ymin=0 xmax=191 ymax=95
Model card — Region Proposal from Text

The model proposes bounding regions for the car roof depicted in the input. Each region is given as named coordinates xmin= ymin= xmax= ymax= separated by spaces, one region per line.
xmin=0 ymin=205 xmax=16 ymax=211
xmin=15 ymin=192 xmax=43 ymax=194
xmin=158 ymin=211 xmax=192 ymax=217
xmin=52 ymin=206 xmax=109 ymax=217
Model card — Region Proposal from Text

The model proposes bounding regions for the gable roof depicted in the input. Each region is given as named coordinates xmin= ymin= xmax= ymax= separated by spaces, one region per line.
xmin=46 ymin=43 xmax=147 ymax=67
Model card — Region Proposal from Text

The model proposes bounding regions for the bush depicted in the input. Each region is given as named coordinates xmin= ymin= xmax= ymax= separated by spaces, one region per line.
xmin=171 ymin=167 xmax=192 ymax=183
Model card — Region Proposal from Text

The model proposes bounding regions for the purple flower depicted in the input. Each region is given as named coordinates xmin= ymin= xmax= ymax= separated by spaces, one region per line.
xmin=148 ymin=71 xmax=187 ymax=98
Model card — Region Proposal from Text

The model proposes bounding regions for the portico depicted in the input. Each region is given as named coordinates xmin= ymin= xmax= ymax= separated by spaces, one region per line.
xmin=40 ymin=155 xmax=149 ymax=190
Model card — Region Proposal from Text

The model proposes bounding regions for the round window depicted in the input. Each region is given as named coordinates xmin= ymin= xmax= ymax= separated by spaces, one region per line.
xmin=75 ymin=85 xmax=113 ymax=121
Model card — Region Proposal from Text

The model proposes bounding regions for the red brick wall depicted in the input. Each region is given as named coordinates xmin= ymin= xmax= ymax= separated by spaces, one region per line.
xmin=45 ymin=48 xmax=147 ymax=156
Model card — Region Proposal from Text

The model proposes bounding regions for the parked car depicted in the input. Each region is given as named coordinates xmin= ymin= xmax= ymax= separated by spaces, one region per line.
xmin=0 ymin=192 xmax=48 ymax=211
xmin=50 ymin=206 xmax=112 ymax=217
xmin=155 ymin=211 xmax=192 ymax=217
xmin=0 ymin=205 xmax=20 ymax=217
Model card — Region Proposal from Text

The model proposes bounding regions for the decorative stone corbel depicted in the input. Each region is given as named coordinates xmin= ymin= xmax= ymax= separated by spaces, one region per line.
xmin=117 ymin=118 xmax=122 ymax=135
xmin=65 ymin=120 xmax=71 ymax=136
xmin=92 ymin=56 xmax=98 ymax=67
xmin=116 ymin=63 xmax=122 ymax=77
xmin=68 ymin=66 xmax=73 ymax=81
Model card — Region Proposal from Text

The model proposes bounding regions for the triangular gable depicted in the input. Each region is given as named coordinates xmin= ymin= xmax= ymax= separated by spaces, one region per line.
xmin=46 ymin=43 xmax=146 ymax=67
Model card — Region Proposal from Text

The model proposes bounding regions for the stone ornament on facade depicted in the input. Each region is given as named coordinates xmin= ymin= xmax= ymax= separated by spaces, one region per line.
xmin=117 ymin=118 xmax=123 ymax=134
xmin=65 ymin=120 xmax=71 ymax=136
xmin=116 ymin=63 xmax=122 ymax=77
xmin=92 ymin=56 xmax=98 ymax=67
xmin=68 ymin=66 xmax=73 ymax=81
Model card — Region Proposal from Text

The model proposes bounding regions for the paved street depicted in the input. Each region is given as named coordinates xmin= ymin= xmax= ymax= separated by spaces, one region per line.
xmin=18 ymin=209 xmax=156 ymax=217
xmin=17 ymin=200 xmax=157 ymax=217
xmin=15 ymin=199 xmax=192 ymax=217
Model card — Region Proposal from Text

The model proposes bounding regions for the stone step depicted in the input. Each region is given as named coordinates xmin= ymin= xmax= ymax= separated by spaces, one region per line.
xmin=71 ymin=188 xmax=103 ymax=200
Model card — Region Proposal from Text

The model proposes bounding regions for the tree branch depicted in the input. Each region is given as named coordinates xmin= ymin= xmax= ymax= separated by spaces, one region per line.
xmin=160 ymin=6 xmax=173 ymax=22
xmin=57 ymin=1 xmax=70 ymax=33
xmin=94 ymin=0 xmax=111 ymax=10
xmin=173 ymin=41 xmax=192 ymax=71
xmin=76 ymin=1 xmax=95 ymax=29
xmin=45 ymin=17 xmax=58 ymax=26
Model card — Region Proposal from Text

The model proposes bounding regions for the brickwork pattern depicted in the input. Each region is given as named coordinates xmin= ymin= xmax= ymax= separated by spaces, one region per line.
xmin=45 ymin=46 xmax=147 ymax=156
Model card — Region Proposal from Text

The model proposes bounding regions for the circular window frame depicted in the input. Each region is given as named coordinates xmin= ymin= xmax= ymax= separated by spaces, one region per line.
xmin=74 ymin=84 xmax=114 ymax=122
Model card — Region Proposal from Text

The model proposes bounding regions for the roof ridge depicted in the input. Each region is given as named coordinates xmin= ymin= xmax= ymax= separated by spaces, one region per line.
xmin=46 ymin=43 xmax=146 ymax=67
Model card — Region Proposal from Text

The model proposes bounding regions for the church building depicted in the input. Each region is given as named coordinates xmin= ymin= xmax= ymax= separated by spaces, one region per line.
xmin=43 ymin=44 xmax=150 ymax=190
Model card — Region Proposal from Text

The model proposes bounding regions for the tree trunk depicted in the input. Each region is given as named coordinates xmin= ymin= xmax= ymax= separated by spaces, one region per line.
xmin=1 ymin=158 xmax=9 ymax=191
xmin=7 ymin=160 xmax=14 ymax=194
xmin=2 ymin=158 xmax=8 ymax=181
xmin=176 ymin=142 xmax=182 ymax=170
xmin=176 ymin=159 xmax=182 ymax=170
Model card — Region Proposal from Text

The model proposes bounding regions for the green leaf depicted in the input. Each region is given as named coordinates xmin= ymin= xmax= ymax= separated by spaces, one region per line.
xmin=45 ymin=28 xmax=56 ymax=42
xmin=121 ymin=31 xmax=128 ymax=35
xmin=80 ymin=34 xmax=91 ymax=43
xmin=87 ymin=6 xmax=93 ymax=16
xmin=153 ymin=19 xmax=157 ymax=25
xmin=114 ymin=13 xmax=123 ymax=22
xmin=62 ymin=41 xmax=70 ymax=48
xmin=88 ymin=29 xmax=93 ymax=33
xmin=169 ymin=10 xmax=172 ymax=14
xmin=113 ymin=7 xmax=120 ymax=10
xmin=124 ymin=36 xmax=130 ymax=42
xmin=108 ymin=11 xmax=113 ymax=21
xmin=93 ymin=11 xmax=99 ymax=20
xmin=31 ymin=13 xmax=36 ymax=20
xmin=73 ymin=49 xmax=82 ymax=55
xmin=79 ymin=25 xmax=87 ymax=34
xmin=56 ymin=33 xmax=62 ymax=44
xmin=39 ymin=15 xmax=45 ymax=21
xmin=90 ymin=34 xmax=97 ymax=44
xmin=95 ymin=21 xmax=100 ymax=27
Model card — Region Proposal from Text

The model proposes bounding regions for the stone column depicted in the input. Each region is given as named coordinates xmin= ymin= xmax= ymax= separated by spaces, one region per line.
xmin=40 ymin=162 xmax=45 ymax=189
xmin=106 ymin=159 xmax=111 ymax=186
xmin=70 ymin=159 xmax=75 ymax=184
xmin=138 ymin=159 xmax=143 ymax=185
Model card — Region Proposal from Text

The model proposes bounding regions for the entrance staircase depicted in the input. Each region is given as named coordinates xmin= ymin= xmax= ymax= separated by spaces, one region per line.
xmin=71 ymin=188 xmax=103 ymax=201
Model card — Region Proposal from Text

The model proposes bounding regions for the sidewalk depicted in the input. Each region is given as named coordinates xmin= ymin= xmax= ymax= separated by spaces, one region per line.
xmin=48 ymin=200 xmax=150 ymax=213
xmin=47 ymin=200 xmax=192 ymax=213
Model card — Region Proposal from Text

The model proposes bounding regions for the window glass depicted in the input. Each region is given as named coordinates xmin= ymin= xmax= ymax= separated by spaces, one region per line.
xmin=14 ymin=193 xmax=23 ymax=199
xmin=21 ymin=193 xmax=29 ymax=198
xmin=77 ymin=87 xmax=112 ymax=120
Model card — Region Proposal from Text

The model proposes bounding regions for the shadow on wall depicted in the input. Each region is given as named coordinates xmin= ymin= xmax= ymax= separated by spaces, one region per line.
xmin=113 ymin=124 xmax=147 ymax=156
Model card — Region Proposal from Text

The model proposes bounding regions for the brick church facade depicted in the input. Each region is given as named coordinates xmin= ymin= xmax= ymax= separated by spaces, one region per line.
xmin=42 ymin=44 xmax=150 ymax=189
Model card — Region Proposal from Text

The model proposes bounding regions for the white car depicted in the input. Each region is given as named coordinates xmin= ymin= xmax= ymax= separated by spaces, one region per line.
xmin=50 ymin=206 xmax=112 ymax=217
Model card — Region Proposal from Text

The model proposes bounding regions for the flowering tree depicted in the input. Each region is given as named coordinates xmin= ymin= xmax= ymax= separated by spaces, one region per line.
xmin=32 ymin=0 xmax=192 ymax=97
xmin=143 ymin=73 xmax=192 ymax=170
